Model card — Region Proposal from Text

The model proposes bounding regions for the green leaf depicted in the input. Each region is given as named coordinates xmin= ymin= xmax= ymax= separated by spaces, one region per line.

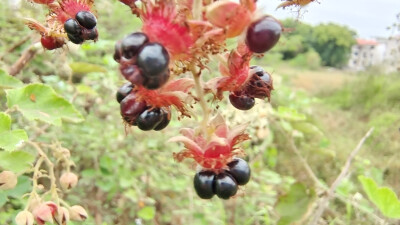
xmin=70 ymin=62 xmax=107 ymax=75
xmin=0 ymin=112 xmax=11 ymax=132
xmin=0 ymin=151 xmax=35 ymax=173
xmin=276 ymin=183 xmax=316 ymax=225
xmin=359 ymin=176 xmax=400 ymax=218
xmin=0 ymin=69 xmax=23 ymax=89
xmin=137 ymin=206 xmax=156 ymax=221
xmin=0 ymin=129 xmax=28 ymax=151
xmin=292 ymin=122 xmax=323 ymax=135
xmin=275 ymin=106 xmax=307 ymax=121
xmin=6 ymin=84 xmax=84 ymax=126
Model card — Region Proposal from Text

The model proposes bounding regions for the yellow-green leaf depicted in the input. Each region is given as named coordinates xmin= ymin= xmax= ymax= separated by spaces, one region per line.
xmin=359 ymin=176 xmax=400 ymax=218
xmin=0 ymin=112 xmax=11 ymax=132
xmin=6 ymin=84 xmax=84 ymax=126
xmin=0 ymin=70 xmax=23 ymax=89
xmin=0 ymin=129 xmax=28 ymax=151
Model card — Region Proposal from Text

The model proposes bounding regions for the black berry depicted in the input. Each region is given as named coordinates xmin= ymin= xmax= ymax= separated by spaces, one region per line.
xmin=246 ymin=16 xmax=282 ymax=53
xmin=67 ymin=33 xmax=84 ymax=44
xmin=121 ymin=32 xmax=149 ymax=59
xmin=153 ymin=108 xmax=171 ymax=131
xmin=75 ymin=11 xmax=97 ymax=29
xmin=214 ymin=172 xmax=238 ymax=199
xmin=120 ymin=93 xmax=147 ymax=125
xmin=136 ymin=108 xmax=164 ymax=131
xmin=137 ymin=43 xmax=170 ymax=77
xmin=114 ymin=41 xmax=122 ymax=62
xmin=116 ymin=83 xmax=133 ymax=103
xmin=64 ymin=19 xmax=82 ymax=36
xmin=229 ymin=93 xmax=255 ymax=110
xmin=250 ymin=65 xmax=265 ymax=77
xmin=193 ymin=171 xmax=216 ymax=199
xmin=142 ymin=70 xmax=169 ymax=90
xmin=227 ymin=158 xmax=251 ymax=185
xmin=82 ymin=28 xmax=98 ymax=40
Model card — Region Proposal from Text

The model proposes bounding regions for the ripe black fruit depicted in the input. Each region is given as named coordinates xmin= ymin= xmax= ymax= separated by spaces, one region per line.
xmin=137 ymin=43 xmax=170 ymax=77
xmin=114 ymin=41 xmax=122 ymax=62
xmin=142 ymin=70 xmax=169 ymax=90
xmin=64 ymin=19 xmax=82 ymax=35
xmin=116 ymin=83 xmax=133 ymax=103
xmin=214 ymin=172 xmax=238 ymax=199
xmin=229 ymin=93 xmax=255 ymax=110
xmin=83 ymin=28 xmax=98 ymax=40
xmin=121 ymin=32 xmax=149 ymax=59
xmin=136 ymin=108 xmax=164 ymax=131
xmin=153 ymin=108 xmax=171 ymax=131
xmin=246 ymin=16 xmax=282 ymax=53
xmin=193 ymin=171 xmax=216 ymax=199
xmin=227 ymin=158 xmax=251 ymax=185
xmin=75 ymin=11 xmax=97 ymax=29
xmin=67 ymin=33 xmax=84 ymax=44
xmin=250 ymin=65 xmax=265 ymax=77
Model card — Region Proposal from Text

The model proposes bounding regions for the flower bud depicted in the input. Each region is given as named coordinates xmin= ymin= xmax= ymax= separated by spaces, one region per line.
xmin=0 ymin=171 xmax=18 ymax=190
xmin=59 ymin=172 xmax=78 ymax=190
xmin=55 ymin=207 xmax=70 ymax=225
xmin=15 ymin=210 xmax=34 ymax=225
xmin=44 ymin=201 xmax=58 ymax=216
xmin=33 ymin=203 xmax=54 ymax=225
xmin=69 ymin=205 xmax=88 ymax=221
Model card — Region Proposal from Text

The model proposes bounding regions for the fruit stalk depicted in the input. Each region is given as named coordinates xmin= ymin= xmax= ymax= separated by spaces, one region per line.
xmin=191 ymin=66 xmax=210 ymax=138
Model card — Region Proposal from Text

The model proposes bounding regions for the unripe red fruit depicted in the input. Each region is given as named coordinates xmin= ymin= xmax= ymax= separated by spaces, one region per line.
xmin=120 ymin=93 xmax=147 ymax=125
xmin=245 ymin=16 xmax=282 ymax=53
xmin=40 ymin=36 xmax=63 ymax=50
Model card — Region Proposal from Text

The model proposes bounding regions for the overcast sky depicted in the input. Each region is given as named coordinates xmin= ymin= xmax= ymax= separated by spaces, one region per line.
xmin=259 ymin=0 xmax=400 ymax=38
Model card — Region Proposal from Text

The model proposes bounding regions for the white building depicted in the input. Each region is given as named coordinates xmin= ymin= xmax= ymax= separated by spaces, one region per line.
xmin=348 ymin=37 xmax=400 ymax=73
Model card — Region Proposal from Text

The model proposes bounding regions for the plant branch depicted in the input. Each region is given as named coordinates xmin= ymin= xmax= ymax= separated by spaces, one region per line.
xmin=8 ymin=42 xmax=41 ymax=76
xmin=308 ymin=128 xmax=375 ymax=225
xmin=191 ymin=66 xmax=210 ymax=137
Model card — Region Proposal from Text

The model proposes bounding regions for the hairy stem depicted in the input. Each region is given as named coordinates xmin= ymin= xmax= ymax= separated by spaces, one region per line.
xmin=191 ymin=67 xmax=210 ymax=138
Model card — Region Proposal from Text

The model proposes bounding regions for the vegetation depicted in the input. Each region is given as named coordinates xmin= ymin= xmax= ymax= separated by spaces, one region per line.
xmin=1 ymin=1 xmax=400 ymax=225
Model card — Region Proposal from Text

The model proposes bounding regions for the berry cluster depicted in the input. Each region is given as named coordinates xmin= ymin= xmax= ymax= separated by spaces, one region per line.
xmin=64 ymin=11 xmax=98 ymax=44
xmin=194 ymin=158 xmax=251 ymax=199
xmin=114 ymin=32 xmax=173 ymax=131
xmin=117 ymin=83 xmax=171 ymax=131
xmin=229 ymin=66 xmax=273 ymax=110
xmin=114 ymin=32 xmax=170 ymax=90
xmin=25 ymin=0 xmax=98 ymax=50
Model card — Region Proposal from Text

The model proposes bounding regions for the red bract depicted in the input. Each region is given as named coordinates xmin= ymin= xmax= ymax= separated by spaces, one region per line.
xmin=141 ymin=0 xmax=194 ymax=60
xmin=207 ymin=43 xmax=253 ymax=99
xmin=51 ymin=0 xmax=93 ymax=24
xmin=134 ymin=78 xmax=194 ymax=117
xmin=169 ymin=115 xmax=249 ymax=170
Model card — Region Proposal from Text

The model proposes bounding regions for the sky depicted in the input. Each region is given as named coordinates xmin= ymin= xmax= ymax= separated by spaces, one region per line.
xmin=259 ymin=0 xmax=400 ymax=39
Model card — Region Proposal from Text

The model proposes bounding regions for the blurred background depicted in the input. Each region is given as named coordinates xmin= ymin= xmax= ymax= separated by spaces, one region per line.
xmin=0 ymin=0 xmax=399 ymax=224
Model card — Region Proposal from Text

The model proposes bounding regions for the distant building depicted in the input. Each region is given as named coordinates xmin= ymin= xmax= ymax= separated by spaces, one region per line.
xmin=348 ymin=37 xmax=400 ymax=73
